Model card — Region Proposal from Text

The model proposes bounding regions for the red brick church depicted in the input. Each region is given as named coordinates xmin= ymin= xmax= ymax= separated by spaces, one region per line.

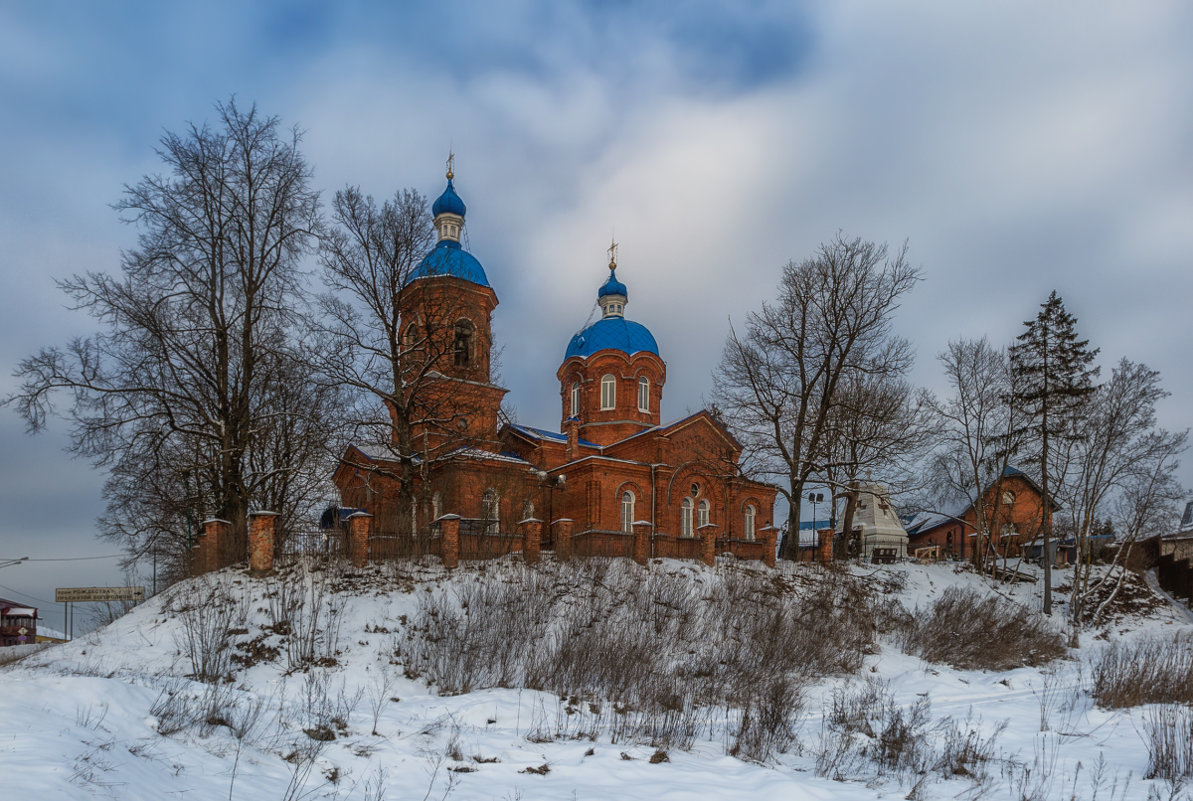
xmin=333 ymin=169 xmax=778 ymax=565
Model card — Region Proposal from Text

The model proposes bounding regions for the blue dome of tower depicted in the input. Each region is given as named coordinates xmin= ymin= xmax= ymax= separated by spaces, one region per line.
xmin=565 ymin=318 xmax=659 ymax=359
xmin=409 ymin=239 xmax=490 ymax=287
xmin=597 ymin=270 xmax=627 ymax=299
xmin=432 ymin=179 xmax=466 ymax=217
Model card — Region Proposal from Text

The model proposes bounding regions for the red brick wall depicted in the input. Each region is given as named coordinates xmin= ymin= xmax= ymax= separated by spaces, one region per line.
xmin=909 ymin=475 xmax=1051 ymax=560
xmin=557 ymin=350 xmax=666 ymax=445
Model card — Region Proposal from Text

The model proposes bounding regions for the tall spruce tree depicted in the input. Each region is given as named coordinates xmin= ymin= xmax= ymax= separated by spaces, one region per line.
xmin=1009 ymin=291 xmax=1099 ymax=614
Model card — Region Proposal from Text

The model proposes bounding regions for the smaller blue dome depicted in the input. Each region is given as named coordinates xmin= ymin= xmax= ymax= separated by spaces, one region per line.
xmin=409 ymin=239 xmax=490 ymax=287
xmin=597 ymin=270 xmax=627 ymax=299
xmin=565 ymin=318 xmax=659 ymax=359
xmin=432 ymin=179 xmax=466 ymax=218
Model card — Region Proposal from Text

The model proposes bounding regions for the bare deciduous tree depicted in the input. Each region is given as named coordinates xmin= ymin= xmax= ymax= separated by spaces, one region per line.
xmin=713 ymin=234 xmax=921 ymax=559
xmin=5 ymin=99 xmax=324 ymax=574
xmin=926 ymin=337 xmax=1026 ymax=570
xmin=824 ymin=373 xmax=937 ymax=548
xmin=1051 ymin=359 xmax=1187 ymax=628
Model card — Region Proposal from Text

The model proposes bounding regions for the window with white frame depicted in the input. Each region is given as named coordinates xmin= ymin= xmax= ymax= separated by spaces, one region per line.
xmin=681 ymin=497 xmax=693 ymax=537
xmin=570 ymin=382 xmax=580 ymax=417
xmin=698 ymin=498 xmax=710 ymax=528
xmin=482 ymin=488 xmax=499 ymax=534
xmin=622 ymin=491 xmax=635 ymax=534
xmin=432 ymin=492 xmax=442 ymax=521
xmin=638 ymin=376 xmax=649 ymax=412
xmin=600 ymin=374 xmax=616 ymax=410
xmin=744 ymin=504 xmax=756 ymax=541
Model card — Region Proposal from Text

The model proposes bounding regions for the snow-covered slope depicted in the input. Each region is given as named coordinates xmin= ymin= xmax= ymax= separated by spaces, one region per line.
xmin=0 ymin=556 xmax=1187 ymax=800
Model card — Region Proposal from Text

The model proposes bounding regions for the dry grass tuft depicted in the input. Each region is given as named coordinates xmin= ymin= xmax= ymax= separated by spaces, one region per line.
xmin=899 ymin=586 xmax=1066 ymax=670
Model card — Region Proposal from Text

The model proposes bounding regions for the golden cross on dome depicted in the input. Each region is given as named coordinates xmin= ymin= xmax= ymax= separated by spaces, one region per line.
xmin=607 ymin=238 xmax=618 ymax=270
xmin=446 ymin=150 xmax=455 ymax=180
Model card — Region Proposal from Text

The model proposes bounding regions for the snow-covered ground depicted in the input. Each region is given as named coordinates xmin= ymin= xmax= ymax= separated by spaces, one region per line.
xmin=0 ymin=556 xmax=1187 ymax=800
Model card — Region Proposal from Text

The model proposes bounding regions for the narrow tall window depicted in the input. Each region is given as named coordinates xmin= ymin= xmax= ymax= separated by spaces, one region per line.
xmin=622 ymin=491 xmax=635 ymax=534
xmin=570 ymin=382 xmax=580 ymax=417
xmin=482 ymin=488 xmax=499 ymax=534
xmin=454 ymin=319 xmax=475 ymax=367
xmin=698 ymin=498 xmax=710 ymax=528
xmin=638 ymin=376 xmax=650 ymax=412
xmin=744 ymin=504 xmax=756 ymax=541
xmin=601 ymin=374 xmax=616 ymax=410
xmin=432 ymin=492 xmax=442 ymax=520
xmin=681 ymin=497 xmax=693 ymax=537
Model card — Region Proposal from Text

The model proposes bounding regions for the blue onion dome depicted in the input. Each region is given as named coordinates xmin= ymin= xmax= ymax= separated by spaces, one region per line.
xmin=409 ymin=239 xmax=490 ymax=286
xmin=566 ymin=252 xmax=658 ymax=358
xmin=565 ymin=318 xmax=659 ymax=359
xmin=597 ymin=269 xmax=627 ymax=299
xmin=431 ymin=179 xmax=466 ymax=218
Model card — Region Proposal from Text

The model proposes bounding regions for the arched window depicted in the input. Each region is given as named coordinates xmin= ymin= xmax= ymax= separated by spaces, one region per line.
xmin=454 ymin=319 xmax=475 ymax=367
xmin=482 ymin=488 xmax=499 ymax=534
xmin=621 ymin=491 xmax=635 ymax=534
xmin=600 ymin=374 xmax=616 ymax=410
xmin=1002 ymin=490 xmax=1016 ymax=505
xmin=402 ymin=324 xmax=420 ymax=349
xmin=744 ymin=504 xmax=756 ymax=541
xmin=570 ymin=382 xmax=580 ymax=417
xmin=698 ymin=498 xmax=710 ymax=528
xmin=638 ymin=376 xmax=650 ymax=412
xmin=681 ymin=497 xmax=694 ymax=537
xmin=521 ymin=499 xmax=535 ymax=521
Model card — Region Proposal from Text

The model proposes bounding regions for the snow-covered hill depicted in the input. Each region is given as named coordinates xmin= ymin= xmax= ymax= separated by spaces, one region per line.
xmin=1 ymin=556 xmax=1188 ymax=800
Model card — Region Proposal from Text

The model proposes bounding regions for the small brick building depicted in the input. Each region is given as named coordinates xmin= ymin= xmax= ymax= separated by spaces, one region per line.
xmin=0 ymin=599 xmax=37 ymax=647
xmin=904 ymin=467 xmax=1053 ymax=562
xmin=333 ymin=170 xmax=778 ymax=564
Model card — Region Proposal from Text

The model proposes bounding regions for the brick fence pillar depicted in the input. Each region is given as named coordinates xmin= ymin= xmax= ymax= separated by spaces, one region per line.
xmin=632 ymin=521 xmax=651 ymax=565
xmin=192 ymin=531 xmax=206 ymax=575
xmin=520 ymin=518 xmax=542 ymax=564
xmin=347 ymin=512 xmax=372 ymax=568
xmin=201 ymin=519 xmax=230 ymax=572
xmin=760 ymin=525 xmax=778 ymax=568
xmin=817 ymin=528 xmax=835 ymax=564
xmin=699 ymin=524 xmax=718 ymax=567
xmin=552 ymin=519 xmax=574 ymax=562
xmin=248 ymin=511 xmax=277 ymax=574
xmin=438 ymin=514 xmax=460 ymax=570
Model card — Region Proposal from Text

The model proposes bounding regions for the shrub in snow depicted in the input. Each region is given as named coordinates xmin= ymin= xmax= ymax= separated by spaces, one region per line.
xmin=898 ymin=586 xmax=1065 ymax=670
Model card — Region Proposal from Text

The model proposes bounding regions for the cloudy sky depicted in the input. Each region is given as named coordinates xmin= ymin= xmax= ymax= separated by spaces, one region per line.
xmin=2 ymin=1 xmax=1191 ymax=627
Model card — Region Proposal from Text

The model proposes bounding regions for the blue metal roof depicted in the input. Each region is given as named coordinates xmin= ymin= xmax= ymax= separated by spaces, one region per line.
xmin=508 ymin=423 xmax=600 ymax=448
xmin=565 ymin=317 xmax=659 ymax=359
xmin=431 ymin=179 xmax=466 ymax=217
xmin=597 ymin=270 xmax=627 ymax=298
xmin=408 ymin=239 xmax=490 ymax=287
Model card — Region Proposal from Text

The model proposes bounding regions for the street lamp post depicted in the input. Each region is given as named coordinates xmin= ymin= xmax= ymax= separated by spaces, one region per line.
xmin=808 ymin=492 xmax=824 ymax=545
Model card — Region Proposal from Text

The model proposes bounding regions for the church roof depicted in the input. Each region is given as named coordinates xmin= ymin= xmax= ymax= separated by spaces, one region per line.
xmin=506 ymin=423 xmax=600 ymax=449
xmin=431 ymin=179 xmax=466 ymax=217
xmin=565 ymin=317 xmax=658 ymax=359
xmin=409 ymin=239 xmax=490 ymax=287
xmin=597 ymin=271 xmax=627 ymax=298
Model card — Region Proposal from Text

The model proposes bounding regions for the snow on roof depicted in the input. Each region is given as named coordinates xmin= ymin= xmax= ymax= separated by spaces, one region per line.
xmin=0 ymin=602 xmax=36 ymax=617
xmin=506 ymin=423 xmax=600 ymax=449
